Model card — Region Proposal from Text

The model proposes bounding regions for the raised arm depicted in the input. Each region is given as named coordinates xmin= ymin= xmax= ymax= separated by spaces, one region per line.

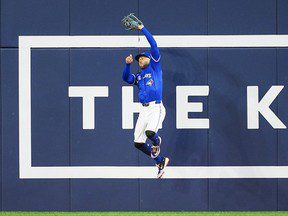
xmin=139 ymin=25 xmax=160 ymax=62
xmin=122 ymin=54 xmax=135 ymax=84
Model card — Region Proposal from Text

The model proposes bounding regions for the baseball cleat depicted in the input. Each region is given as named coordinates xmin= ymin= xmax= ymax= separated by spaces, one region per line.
xmin=156 ymin=157 xmax=169 ymax=179
xmin=151 ymin=136 xmax=161 ymax=158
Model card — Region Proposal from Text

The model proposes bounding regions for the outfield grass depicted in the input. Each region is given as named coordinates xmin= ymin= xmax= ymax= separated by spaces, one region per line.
xmin=1 ymin=212 xmax=288 ymax=216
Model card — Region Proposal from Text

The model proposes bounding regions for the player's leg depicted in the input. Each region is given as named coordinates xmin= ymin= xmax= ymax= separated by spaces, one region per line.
xmin=145 ymin=130 xmax=162 ymax=160
xmin=145 ymin=103 xmax=169 ymax=178
xmin=134 ymin=111 xmax=152 ymax=156
xmin=134 ymin=142 xmax=152 ymax=156
xmin=145 ymin=130 xmax=161 ymax=146
xmin=156 ymin=157 xmax=170 ymax=178
xmin=146 ymin=102 xmax=166 ymax=133
xmin=146 ymin=103 xmax=166 ymax=161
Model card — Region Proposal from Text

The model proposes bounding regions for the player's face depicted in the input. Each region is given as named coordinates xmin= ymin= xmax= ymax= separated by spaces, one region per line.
xmin=138 ymin=56 xmax=150 ymax=69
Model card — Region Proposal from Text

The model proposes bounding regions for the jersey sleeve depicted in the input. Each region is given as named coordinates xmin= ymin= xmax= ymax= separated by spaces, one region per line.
xmin=122 ymin=64 xmax=136 ymax=84
xmin=141 ymin=27 xmax=161 ymax=62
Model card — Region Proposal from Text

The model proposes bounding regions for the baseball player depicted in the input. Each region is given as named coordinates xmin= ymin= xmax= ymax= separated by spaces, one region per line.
xmin=121 ymin=14 xmax=169 ymax=178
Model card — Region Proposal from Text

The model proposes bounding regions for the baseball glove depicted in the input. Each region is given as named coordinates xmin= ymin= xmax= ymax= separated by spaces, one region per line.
xmin=121 ymin=13 xmax=143 ymax=30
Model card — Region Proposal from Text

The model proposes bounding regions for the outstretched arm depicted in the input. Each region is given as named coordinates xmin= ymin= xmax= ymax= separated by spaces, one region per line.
xmin=122 ymin=54 xmax=135 ymax=84
xmin=139 ymin=25 xmax=160 ymax=62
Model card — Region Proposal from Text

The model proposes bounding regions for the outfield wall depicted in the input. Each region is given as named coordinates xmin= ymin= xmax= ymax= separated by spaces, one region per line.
xmin=2 ymin=0 xmax=288 ymax=211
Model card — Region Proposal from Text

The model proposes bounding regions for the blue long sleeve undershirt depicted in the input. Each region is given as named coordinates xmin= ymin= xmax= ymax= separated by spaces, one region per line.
xmin=141 ymin=27 xmax=160 ymax=60
xmin=122 ymin=63 xmax=135 ymax=84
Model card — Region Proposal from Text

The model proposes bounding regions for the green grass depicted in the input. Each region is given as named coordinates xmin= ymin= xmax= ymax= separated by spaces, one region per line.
xmin=1 ymin=212 xmax=288 ymax=216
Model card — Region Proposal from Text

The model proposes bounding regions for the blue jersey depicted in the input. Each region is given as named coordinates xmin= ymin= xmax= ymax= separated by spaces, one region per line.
xmin=122 ymin=27 xmax=162 ymax=104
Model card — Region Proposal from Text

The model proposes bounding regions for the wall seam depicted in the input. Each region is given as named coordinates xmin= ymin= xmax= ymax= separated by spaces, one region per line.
xmin=68 ymin=0 xmax=72 ymax=212
xmin=137 ymin=0 xmax=140 ymax=211
xmin=276 ymin=48 xmax=279 ymax=211
xmin=207 ymin=0 xmax=210 ymax=212
xmin=276 ymin=0 xmax=279 ymax=211
xmin=1 ymin=49 xmax=3 ymax=211
xmin=0 ymin=0 xmax=2 ymax=48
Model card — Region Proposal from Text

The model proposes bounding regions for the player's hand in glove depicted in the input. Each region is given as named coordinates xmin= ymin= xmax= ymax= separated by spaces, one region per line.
xmin=121 ymin=13 xmax=144 ymax=30
xmin=125 ymin=54 xmax=133 ymax=64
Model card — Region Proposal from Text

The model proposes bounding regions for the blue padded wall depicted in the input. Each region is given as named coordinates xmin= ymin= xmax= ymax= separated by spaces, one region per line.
xmin=139 ymin=0 xmax=207 ymax=35
xmin=1 ymin=0 xmax=288 ymax=211
xmin=207 ymin=0 xmax=278 ymax=211
xmin=277 ymin=48 xmax=288 ymax=210
xmin=1 ymin=0 xmax=69 ymax=47
xmin=69 ymin=49 xmax=140 ymax=210
xmin=31 ymin=49 xmax=70 ymax=166
xmin=208 ymin=0 xmax=276 ymax=34
xmin=1 ymin=49 xmax=70 ymax=211
xmin=70 ymin=0 xmax=138 ymax=36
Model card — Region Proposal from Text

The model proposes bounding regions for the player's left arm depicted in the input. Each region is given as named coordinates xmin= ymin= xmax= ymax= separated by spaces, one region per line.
xmin=139 ymin=25 xmax=160 ymax=62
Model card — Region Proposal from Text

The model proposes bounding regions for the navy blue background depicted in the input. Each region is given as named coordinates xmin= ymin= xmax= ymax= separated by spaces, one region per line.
xmin=1 ymin=0 xmax=288 ymax=211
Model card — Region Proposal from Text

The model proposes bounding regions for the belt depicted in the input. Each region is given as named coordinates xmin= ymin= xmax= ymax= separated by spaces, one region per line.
xmin=142 ymin=100 xmax=162 ymax=107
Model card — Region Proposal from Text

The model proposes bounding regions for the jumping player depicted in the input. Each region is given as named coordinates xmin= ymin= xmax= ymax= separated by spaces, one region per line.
xmin=122 ymin=23 xmax=169 ymax=178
